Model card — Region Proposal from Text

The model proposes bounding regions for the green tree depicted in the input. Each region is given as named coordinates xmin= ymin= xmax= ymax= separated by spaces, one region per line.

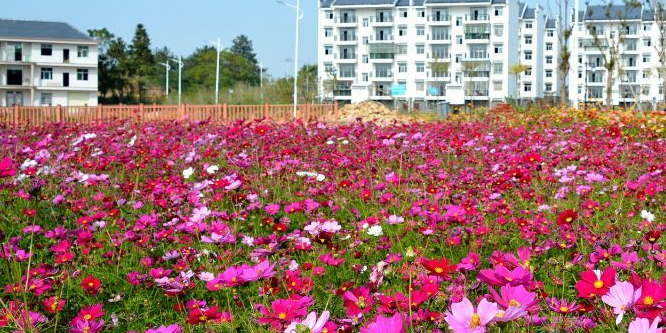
xmin=88 ymin=28 xmax=115 ymax=100
xmin=297 ymin=64 xmax=318 ymax=103
xmin=229 ymin=35 xmax=260 ymax=85
xmin=151 ymin=46 xmax=176 ymax=96
xmin=509 ymin=63 xmax=529 ymax=102
xmin=107 ymin=37 xmax=130 ymax=102
xmin=128 ymin=24 xmax=155 ymax=102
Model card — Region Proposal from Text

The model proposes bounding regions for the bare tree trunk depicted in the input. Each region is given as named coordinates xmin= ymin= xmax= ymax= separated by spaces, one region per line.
xmin=606 ymin=70 xmax=613 ymax=110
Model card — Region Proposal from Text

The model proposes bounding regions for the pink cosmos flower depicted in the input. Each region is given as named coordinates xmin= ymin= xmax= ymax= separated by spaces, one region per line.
xmin=70 ymin=319 xmax=105 ymax=333
xmin=0 ymin=157 xmax=15 ymax=178
xmin=144 ymin=324 xmax=182 ymax=333
xmin=628 ymin=316 xmax=662 ymax=333
xmin=343 ymin=286 xmax=374 ymax=317
xmin=489 ymin=284 xmax=539 ymax=312
xmin=285 ymin=310 xmax=330 ymax=333
xmin=444 ymin=298 xmax=499 ymax=333
xmin=477 ymin=266 xmax=533 ymax=286
xmin=602 ymin=281 xmax=641 ymax=324
xmin=256 ymin=296 xmax=313 ymax=330
xmin=360 ymin=312 xmax=405 ymax=333
xmin=241 ymin=260 xmax=276 ymax=281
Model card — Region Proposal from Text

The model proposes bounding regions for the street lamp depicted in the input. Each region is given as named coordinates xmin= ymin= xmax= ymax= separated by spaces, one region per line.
xmin=159 ymin=61 xmax=170 ymax=97
xmin=277 ymin=0 xmax=304 ymax=119
xmin=584 ymin=62 xmax=589 ymax=106
xmin=170 ymin=56 xmax=184 ymax=105
xmin=209 ymin=38 xmax=223 ymax=105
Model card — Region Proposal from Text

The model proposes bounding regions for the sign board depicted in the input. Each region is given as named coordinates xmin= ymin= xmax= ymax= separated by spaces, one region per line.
xmin=391 ymin=84 xmax=406 ymax=96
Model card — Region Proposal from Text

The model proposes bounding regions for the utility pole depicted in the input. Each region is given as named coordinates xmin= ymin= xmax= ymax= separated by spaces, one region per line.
xmin=277 ymin=0 xmax=303 ymax=118
xmin=159 ymin=61 xmax=170 ymax=97
xmin=171 ymin=56 xmax=184 ymax=105
xmin=209 ymin=38 xmax=223 ymax=105
xmin=259 ymin=62 xmax=264 ymax=101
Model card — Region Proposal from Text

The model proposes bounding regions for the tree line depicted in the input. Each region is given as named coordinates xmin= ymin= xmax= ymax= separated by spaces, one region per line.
xmin=88 ymin=24 xmax=318 ymax=105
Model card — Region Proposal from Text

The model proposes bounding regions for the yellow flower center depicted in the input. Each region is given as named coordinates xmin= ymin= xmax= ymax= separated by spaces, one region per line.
xmin=509 ymin=299 xmax=520 ymax=307
xmin=357 ymin=296 xmax=367 ymax=309
xmin=199 ymin=315 xmax=208 ymax=321
xmin=278 ymin=312 xmax=287 ymax=319
xmin=565 ymin=217 xmax=572 ymax=222
xmin=496 ymin=311 xmax=505 ymax=318
xmin=231 ymin=277 xmax=237 ymax=282
xmin=644 ymin=296 xmax=654 ymax=305
xmin=470 ymin=313 xmax=481 ymax=328
xmin=435 ymin=267 xmax=444 ymax=273
xmin=594 ymin=280 xmax=604 ymax=289
xmin=84 ymin=314 xmax=92 ymax=320
xmin=560 ymin=306 xmax=569 ymax=312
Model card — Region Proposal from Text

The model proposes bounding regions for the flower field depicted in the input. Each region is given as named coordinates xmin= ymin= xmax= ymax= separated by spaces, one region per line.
xmin=2 ymin=109 xmax=666 ymax=333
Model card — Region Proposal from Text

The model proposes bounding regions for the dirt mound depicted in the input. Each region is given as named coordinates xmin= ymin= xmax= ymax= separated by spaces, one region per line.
xmin=491 ymin=103 xmax=515 ymax=114
xmin=336 ymin=101 xmax=407 ymax=123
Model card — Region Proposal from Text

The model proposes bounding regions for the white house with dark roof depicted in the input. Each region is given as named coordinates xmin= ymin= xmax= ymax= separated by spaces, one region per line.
xmin=0 ymin=19 xmax=98 ymax=107
xmin=317 ymin=0 xmax=561 ymax=108
xmin=569 ymin=4 xmax=665 ymax=108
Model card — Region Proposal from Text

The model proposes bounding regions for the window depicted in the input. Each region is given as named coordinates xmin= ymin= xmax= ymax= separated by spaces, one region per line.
xmin=455 ymin=54 xmax=461 ymax=63
xmin=456 ymin=17 xmax=462 ymax=26
xmin=524 ymin=83 xmax=532 ymax=92
xmin=546 ymin=56 xmax=553 ymax=64
xmin=645 ymin=39 xmax=652 ymax=47
xmin=494 ymin=44 xmax=503 ymax=54
xmin=326 ymin=11 xmax=333 ymax=19
xmin=547 ymin=30 xmax=554 ymax=37
xmin=362 ymin=55 xmax=368 ymax=63
xmin=546 ymin=43 xmax=553 ymax=50
xmin=40 ymin=93 xmax=52 ymax=106
xmin=545 ymin=84 xmax=552 ymax=92
xmin=525 ymin=51 xmax=532 ymax=60
xmin=41 ymin=44 xmax=52 ymax=56
xmin=77 ymin=68 xmax=89 ymax=81
xmin=418 ymin=9 xmax=425 ymax=18
xmin=525 ymin=36 xmax=532 ymax=44
xmin=363 ymin=37 xmax=369 ymax=44
xmin=546 ymin=70 xmax=553 ymax=78
xmin=416 ymin=26 xmax=425 ymax=36
xmin=400 ymin=9 xmax=407 ymax=18
xmin=456 ymin=35 xmax=463 ymax=44
xmin=362 ymin=73 xmax=369 ymax=82
xmin=416 ymin=81 xmax=424 ymax=91
xmin=493 ymin=62 xmax=503 ymax=74
xmin=363 ymin=18 xmax=369 ymax=27
xmin=493 ymin=81 xmax=502 ymax=91
xmin=416 ymin=44 xmax=424 ymax=54
xmin=324 ymin=28 xmax=332 ymax=37
xmin=398 ymin=63 xmax=407 ymax=73
xmin=398 ymin=26 xmax=407 ymax=36
xmin=643 ymin=55 xmax=651 ymax=63
xmin=494 ymin=7 xmax=503 ymax=16
xmin=644 ymin=24 xmax=650 ymax=31
xmin=416 ymin=62 xmax=425 ymax=73
xmin=77 ymin=46 xmax=89 ymax=57
xmin=494 ymin=25 xmax=503 ymax=37
xmin=525 ymin=69 xmax=532 ymax=76
xmin=40 ymin=68 xmax=53 ymax=80
xmin=324 ymin=46 xmax=332 ymax=55
xmin=525 ymin=22 xmax=532 ymax=29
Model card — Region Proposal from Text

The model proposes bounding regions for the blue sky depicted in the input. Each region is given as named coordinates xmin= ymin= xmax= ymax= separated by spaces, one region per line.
xmin=4 ymin=0 xmax=552 ymax=77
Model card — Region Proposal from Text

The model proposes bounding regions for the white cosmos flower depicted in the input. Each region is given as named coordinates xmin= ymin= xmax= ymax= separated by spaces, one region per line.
xmin=182 ymin=167 xmax=195 ymax=179
xmin=641 ymin=210 xmax=656 ymax=222
xmin=316 ymin=174 xmax=326 ymax=181
xmin=206 ymin=165 xmax=219 ymax=174
xmin=367 ymin=225 xmax=383 ymax=237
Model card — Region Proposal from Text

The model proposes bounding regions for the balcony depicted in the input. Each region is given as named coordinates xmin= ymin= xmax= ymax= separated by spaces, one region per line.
xmin=464 ymin=14 xmax=490 ymax=22
xmin=0 ymin=54 xmax=31 ymax=63
xmin=464 ymin=89 xmax=489 ymax=98
xmin=372 ymin=15 xmax=394 ymax=25
xmin=334 ymin=17 xmax=357 ymax=25
xmin=465 ymin=32 xmax=490 ymax=41
xmin=370 ymin=35 xmax=394 ymax=42
xmin=337 ymin=53 xmax=357 ymax=62
xmin=338 ymin=71 xmax=356 ymax=79
xmin=335 ymin=35 xmax=357 ymax=43
xmin=465 ymin=53 xmax=490 ymax=60
xmin=428 ymin=14 xmax=451 ymax=24
xmin=430 ymin=53 xmax=450 ymax=60
xmin=373 ymin=71 xmax=393 ymax=79
xmin=430 ymin=34 xmax=451 ymax=42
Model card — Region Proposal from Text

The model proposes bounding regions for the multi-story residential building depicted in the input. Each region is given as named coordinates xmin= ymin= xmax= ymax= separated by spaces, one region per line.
xmin=318 ymin=0 xmax=524 ymax=108
xmin=569 ymin=5 xmax=664 ymax=108
xmin=543 ymin=16 xmax=561 ymax=101
xmin=517 ymin=4 xmax=545 ymax=102
xmin=0 ymin=19 xmax=98 ymax=107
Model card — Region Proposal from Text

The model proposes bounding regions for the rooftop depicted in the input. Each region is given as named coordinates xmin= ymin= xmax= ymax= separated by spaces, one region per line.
xmin=0 ymin=19 xmax=94 ymax=42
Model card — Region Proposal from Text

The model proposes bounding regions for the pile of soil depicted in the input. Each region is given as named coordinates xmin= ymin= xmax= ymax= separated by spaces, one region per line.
xmin=491 ymin=103 xmax=515 ymax=114
xmin=335 ymin=101 xmax=407 ymax=123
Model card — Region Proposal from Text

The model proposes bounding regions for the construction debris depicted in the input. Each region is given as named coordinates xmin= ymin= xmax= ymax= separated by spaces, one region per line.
xmin=335 ymin=101 xmax=409 ymax=123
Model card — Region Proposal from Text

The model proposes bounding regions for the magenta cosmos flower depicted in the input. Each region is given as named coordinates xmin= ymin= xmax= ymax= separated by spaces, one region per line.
xmin=360 ymin=312 xmax=405 ymax=333
xmin=444 ymin=298 xmax=499 ymax=333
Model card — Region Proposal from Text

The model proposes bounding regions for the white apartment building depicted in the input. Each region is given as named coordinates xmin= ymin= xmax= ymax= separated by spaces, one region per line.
xmin=569 ymin=5 xmax=664 ymax=108
xmin=0 ymin=19 xmax=98 ymax=107
xmin=318 ymin=0 xmax=567 ymax=108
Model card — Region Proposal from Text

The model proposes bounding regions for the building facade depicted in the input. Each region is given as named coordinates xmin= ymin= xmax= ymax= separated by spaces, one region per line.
xmin=318 ymin=0 xmax=560 ymax=107
xmin=569 ymin=5 xmax=664 ymax=108
xmin=0 ymin=19 xmax=98 ymax=107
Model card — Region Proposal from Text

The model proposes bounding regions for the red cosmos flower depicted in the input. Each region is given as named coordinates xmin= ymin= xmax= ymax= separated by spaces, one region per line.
xmin=635 ymin=279 xmax=666 ymax=320
xmin=575 ymin=267 xmax=615 ymax=299
xmin=255 ymin=125 xmax=269 ymax=135
xmin=72 ymin=304 xmax=104 ymax=323
xmin=523 ymin=152 xmax=542 ymax=164
xmin=187 ymin=306 xmax=224 ymax=325
xmin=0 ymin=157 xmax=15 ymax=178
xmin=421 ymin=257 xmax=457 ymax=278
xmin=81 ymin=275 xmax=101 ymax=295
xmin=645 ymin=231 xmax=662 ymax=244
xmin=42 ymin=296 xmax=66 ymax=314
xmin=556 ymin=209 xmax=578 ymax=225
